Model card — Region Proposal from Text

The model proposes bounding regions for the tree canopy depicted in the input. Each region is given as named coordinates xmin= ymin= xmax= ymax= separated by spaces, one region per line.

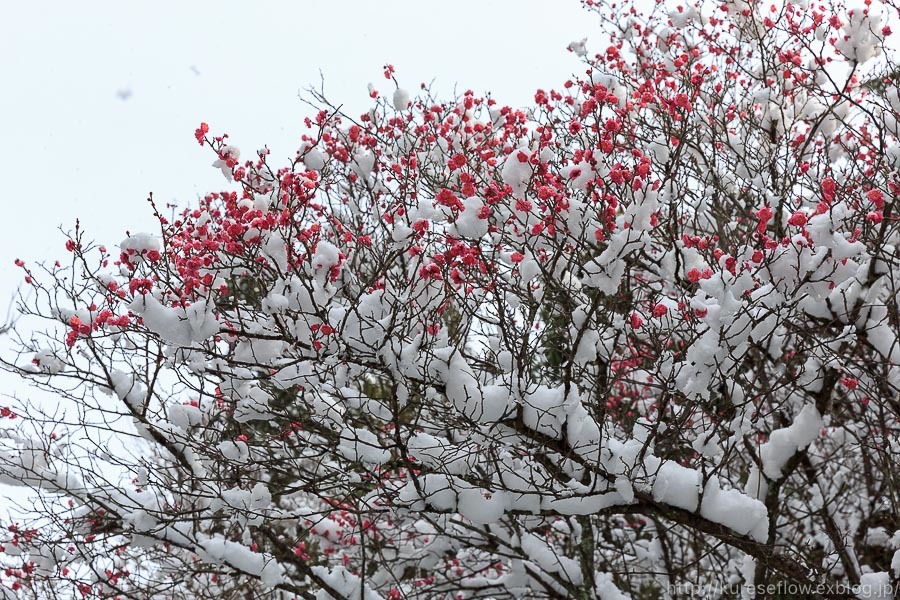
xmin=2 ymin=0 xmax=900 ymax=597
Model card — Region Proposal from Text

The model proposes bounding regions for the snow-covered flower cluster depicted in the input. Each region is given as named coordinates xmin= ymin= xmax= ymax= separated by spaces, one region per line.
xmin=2 ymin=0 xmax=900 ymax=597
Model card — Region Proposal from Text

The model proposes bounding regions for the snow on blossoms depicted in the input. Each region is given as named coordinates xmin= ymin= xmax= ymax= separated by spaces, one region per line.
xmin=2 ymin=0 xmax=900 ymax=598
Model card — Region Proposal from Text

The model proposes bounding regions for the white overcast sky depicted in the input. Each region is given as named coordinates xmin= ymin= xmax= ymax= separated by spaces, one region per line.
xmin=0 ymin=0 xmax=595 ymax=298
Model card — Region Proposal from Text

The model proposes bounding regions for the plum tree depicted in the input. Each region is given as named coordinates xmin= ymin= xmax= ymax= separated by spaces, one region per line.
xmin=2 ymin=0 xmax=900 ymax=597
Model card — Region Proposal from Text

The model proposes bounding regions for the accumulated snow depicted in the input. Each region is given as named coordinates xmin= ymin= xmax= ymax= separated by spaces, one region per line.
xmin=200 ymin=536 xmax=284 ymax=587
xmin=392 ymin=88 xmax=410 ymax=111
xmin=167 ymin=402 xmax=203 ymax=429
xmin=220 ymin=374 xmax=276 ymax=426
xmin=540 ymin=492 xmax=627 ymax=515
xmin=567 ymin=38 xmax=588 ymax=56
xmin=759 ymin=404 xmax=822 ymax=479
xmin=110 ymin=370 xmax=146 ymax=413
xmin=652 ymin=461 xmax=700 ymax=511
xmin=397 ymin=473 xmax=458 ymax=511
xmin=233 ymin=386 xmax=273 ymax=422
xmin=700 ymin=477 xmax=768 ymax=542
xmin=436 ymin=350 xmax=508 ymax=423
xmin=350 ymin=150 xmax=375 ymax=179
xmin=25 ymin=349 xmax=65 ymax=375
xmin=501 ymin=148 xmax=532 ymax=196
xmin=836 ymin=9 xmax=883 ymax=64
xmin=520 ymin=532 xmax=584 ymax=585
xmin=407 ymin=431 xmax=472 ymax=474
xmin=521 ymin=385 xmax=566 ymax=439
xmin=120 ymin=232 xmax=161 ymax=255
xmin=452 ymin=195 xmax=489 ymax=239
xmin=215 ymin=482 xmax=272 ymax=526
xmin=218 ymin=440 xmax=250 ymax=463
xmin=581 ymin=230 xmax=649 ymax=294
xmin=128 ymin=294 xmax=219 ymax=347
xmin=457 ymin=486 xmax=507 ymax=525
xmin=594 ymin=571 xmax=630 ymax=599
xmin=311 ymin=240 xmax=341 ymax=287
xmin=565 ymin=398 xmax=602 ymax=462
xmin=652 ymin=461 xmax=768 ymax=541
xmin=310 ymin=565 xmax=384 ymax=600
xmin=303 ymin=148 xmax=326 ymax=171
xmin=211 ymin=145 xmax=240 ymax=180
xmin=338 ymin=427 xmax=390 ymax=465
xmin=856 ymin=571 xmax=892 ymax=599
